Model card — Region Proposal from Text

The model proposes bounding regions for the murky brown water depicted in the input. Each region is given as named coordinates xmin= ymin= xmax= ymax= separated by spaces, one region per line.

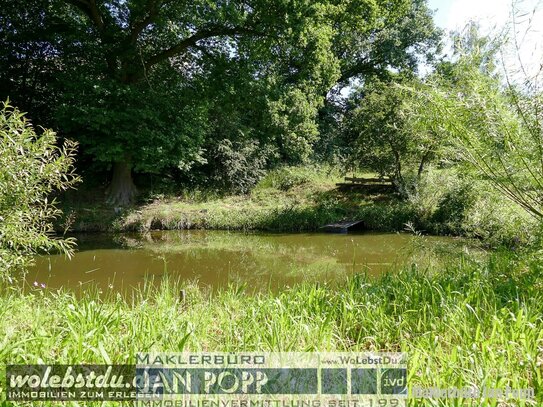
xmin=27 ymin=230 xmax=464 ymax=293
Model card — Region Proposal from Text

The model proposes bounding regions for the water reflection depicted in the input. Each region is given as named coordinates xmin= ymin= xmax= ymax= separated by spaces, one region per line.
xmin=27 ymin=230 xmax=465 ymax=293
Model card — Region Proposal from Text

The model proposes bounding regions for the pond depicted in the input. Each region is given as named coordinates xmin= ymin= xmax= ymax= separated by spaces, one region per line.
xmin=27 ymin=230 xmax=468 ymax=293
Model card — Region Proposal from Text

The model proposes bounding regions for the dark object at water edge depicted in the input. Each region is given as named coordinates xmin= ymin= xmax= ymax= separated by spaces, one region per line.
xmin=320 ymin=220 xmax=365 ymax=233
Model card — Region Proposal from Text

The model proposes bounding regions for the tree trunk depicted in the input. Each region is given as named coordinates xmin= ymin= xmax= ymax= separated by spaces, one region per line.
xmin=392 ymin=149 xmax=407 ymax=198
xmin=106 ymin=161 xmax=137 ymax=206
xmin=417 ymin=151 xmax=432 ymax=180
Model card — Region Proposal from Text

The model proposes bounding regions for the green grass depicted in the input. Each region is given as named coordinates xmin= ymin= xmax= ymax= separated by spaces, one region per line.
xmin=57 ymin=166 xmax=534 ymax=249
xmin=58 ymin=166 xmax=416 ymax=234
xmin=1 ymin=249 xmax=542 ymax=406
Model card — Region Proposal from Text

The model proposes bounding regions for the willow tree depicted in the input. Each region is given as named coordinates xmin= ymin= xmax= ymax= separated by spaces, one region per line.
xmin=411 ymin=24 xmax=543 ymax=220
xmin=0 ymin=101 xmax=79 ymax=276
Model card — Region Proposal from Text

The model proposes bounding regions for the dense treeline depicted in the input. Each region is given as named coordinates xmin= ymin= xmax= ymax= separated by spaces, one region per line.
xmin=0 ymin=0 xmax=440 ymax=203
xmin=2 ymin=0 xmax=543 ymax=233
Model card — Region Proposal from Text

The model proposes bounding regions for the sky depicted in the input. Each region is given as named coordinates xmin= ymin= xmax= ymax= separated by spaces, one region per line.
xmin=427 ymin=0 xmax=543 ymax=32
xmin=427 ymin=0 xmax=543 ymax=77
xmin=428 ymin=0 xmax=511 ymax=31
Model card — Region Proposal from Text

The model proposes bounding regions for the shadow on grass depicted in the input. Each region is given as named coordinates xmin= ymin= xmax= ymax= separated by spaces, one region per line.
xmin=56 ymin=185 xmax=415 ymax=234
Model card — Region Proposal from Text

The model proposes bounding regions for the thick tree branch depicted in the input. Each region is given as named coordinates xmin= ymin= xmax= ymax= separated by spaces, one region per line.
xmin=144 ymin=26 xmax=260 ymax=71
xmin=65 ymin=0 xmax=117 ymax=74
xmin=87 ymin=0 xmax=105 ymax=31
xmin=65 ymin=0 xmax=105 ymax=31
xmin=129 ymin=0 xmax=162 ymax=44
xmin=338 ymin=61 xmax=385 ymax=84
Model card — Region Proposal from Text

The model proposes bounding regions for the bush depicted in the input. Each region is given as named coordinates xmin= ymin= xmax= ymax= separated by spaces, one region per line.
xmin=414 ymin=51 xmax=543 ymax=221
xmin=210 ymin=139 xmax=273 ymax=194
xmin=408 ymin=168 xmax=534 ymax=245
xmin=264 ymin=167 xmax=312 ymax=191
xmin=0 ymin=101 xmax=79 ymax=277
xmin=257 ymin=165 xmax=336 ymax=192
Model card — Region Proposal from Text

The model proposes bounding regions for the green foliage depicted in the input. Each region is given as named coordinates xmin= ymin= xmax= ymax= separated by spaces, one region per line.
xmin=56 ymin=78 xmax=210 ymax=174
xmin=315 ymin=0 xmax=441 ymax=164
xmin=431 ymin=184 xmax=475 ymax=230
xmin=0 ymin=101 xmax=79 ymax=276
xmin=411 ymin=26 xmax=543 ymax=221
xmin=408 ymin=168 xmax=534 ymax=246
xmin=343 ymin=79 xmax=442 ymax=193
xmin=210 ymin=139 xmax=273 ymax=194
xmin=331 ymin=0 xmax=442 ymax=83
xmin=2 ymin=250 xmax=542 ymax=405
xmin=269 ymin=88 xmax=324 ymax=163
xmin=0 ymin=0 xmax=341 ymax=177
xmin=0 ymin=0 xmax=442 ymax=196
xmin=258 ymin=166 xmax=330 ymax=191
xmin=407 ymin=169 xmax=476 ymax=235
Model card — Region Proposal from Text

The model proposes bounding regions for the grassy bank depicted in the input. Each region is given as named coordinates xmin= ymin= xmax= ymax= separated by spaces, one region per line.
xmin=1 ymin=249 xmax=541 ymax=406
xmin=59 ymin=166 xmax=411 ymax=232
xmin=59 ymin=166 xmax=534 ymax=247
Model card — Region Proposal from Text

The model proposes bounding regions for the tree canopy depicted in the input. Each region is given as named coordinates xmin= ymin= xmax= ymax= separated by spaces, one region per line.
xmin=0 ymin=0 xmax=441 ymax=203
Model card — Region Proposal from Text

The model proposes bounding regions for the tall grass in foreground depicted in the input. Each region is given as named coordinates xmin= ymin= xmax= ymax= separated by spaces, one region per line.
xmin=1 ymin=250 xmax=542 ymax=406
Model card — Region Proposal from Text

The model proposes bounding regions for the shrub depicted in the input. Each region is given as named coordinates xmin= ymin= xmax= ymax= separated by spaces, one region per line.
xmin=414 ymin=53 xmax=543 ymax=221
xmin=210 ymin=139 xmax=272 ymax=194
xmin=408 ymin=168 xmax=534 ymax=245
xmin=257 ymin=165 xmax=336 ymax=192
xmin=265 ymin=167 xmax=312 ymax=191
xmin=0 ymin=101 xmax=79 ymax=277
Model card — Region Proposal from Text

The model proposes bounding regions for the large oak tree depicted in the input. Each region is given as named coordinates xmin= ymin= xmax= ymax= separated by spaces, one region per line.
xmin=0 ymin=0 xmax=440 ymax=204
